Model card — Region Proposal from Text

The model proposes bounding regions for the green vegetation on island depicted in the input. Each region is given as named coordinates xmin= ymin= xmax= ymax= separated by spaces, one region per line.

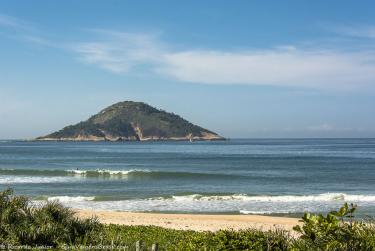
xmin=37 ymin=101 xmax=224 ymax=141
xmin=1 ymin=189 xmax=375 ymax=250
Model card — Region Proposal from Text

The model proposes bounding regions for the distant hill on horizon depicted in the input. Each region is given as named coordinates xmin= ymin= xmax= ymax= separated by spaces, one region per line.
xmin=37 ymin=101 xmax=224 ymax=141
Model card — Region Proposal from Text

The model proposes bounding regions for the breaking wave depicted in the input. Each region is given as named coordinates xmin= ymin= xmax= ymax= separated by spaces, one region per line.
xmin=65 ymin=169 xmax=147 ymax=176
xmin=47 ymin=196 xmax=96 ymax=202
xmin=0 ymin=168 xmax=241 ymax=179
xmin=33 ymin=193 xmax=375 ymax=215
xmin=0 ymin=168 xmax=149 ymax=176
xmin=0 ymin=176 xmax=75 ymax=184
xmin=154 ymin=193 xmax=375 ymax=203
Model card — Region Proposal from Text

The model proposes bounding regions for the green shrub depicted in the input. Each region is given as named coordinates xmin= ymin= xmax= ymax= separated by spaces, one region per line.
xmin=0 ymin=188 xmax=100 ymax=247
xmin=1 ymin=188 xmax=375 ymax=250
xmin=293 ymin=203 xmax=375 ymax=250
xmin=209 ymin=228 xmax=291 ymax=251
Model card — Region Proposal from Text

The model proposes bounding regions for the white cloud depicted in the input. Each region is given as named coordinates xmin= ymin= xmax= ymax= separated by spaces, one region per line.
xmin=71 ymin=31 xmax=375 ymax=90
xmin=335 ymin=25 xmax=375 ymax=39
xmin=0 ymin=13 xmax=51 ymax=48
xmin=71 ymin=31 xmax=164 ymax=73
xmin=2 ymin=13 xmax=375 ymax=90
xmin=158 ymin=49 xmax=375 ymax=89
xmin=0 ymin=14 xmax=34 ymax=31
xmin=0 ymin=14 xmax=21 ymax=28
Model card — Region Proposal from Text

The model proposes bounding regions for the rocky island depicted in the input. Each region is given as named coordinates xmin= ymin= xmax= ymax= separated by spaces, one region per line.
xmin=37 ymin=101 xmax=224 ymax=141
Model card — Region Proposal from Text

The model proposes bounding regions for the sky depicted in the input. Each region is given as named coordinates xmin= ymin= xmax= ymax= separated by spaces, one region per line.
xmin=1 ymin=0 xmax=375 ymax=139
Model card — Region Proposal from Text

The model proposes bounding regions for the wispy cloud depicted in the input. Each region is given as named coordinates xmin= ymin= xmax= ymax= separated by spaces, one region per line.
xmin=71 ymin=30 xmax=375 ymax=90
xmin=0 ymin=14 xmax=35 ymax=31
xmin=2 ymin=13 xmax=375 ymax=90
xmin=71 ymin=30 xmax=164 ymax=73
xmin=158 ymin=49 xmax=375 ymax=89
xmin=334 ymin=25 xmax=375 ymax=39
xmin=0 ymin=13 xmax=53 ymax=48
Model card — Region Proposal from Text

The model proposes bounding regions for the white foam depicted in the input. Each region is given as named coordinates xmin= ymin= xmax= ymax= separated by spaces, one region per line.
xmin=343 ymin=194 xmax=375 ymax=202
xmin=47 ymin=196 xmax=95 ymax=202
xmin=43 ymin=193 xmax=375 ymax=214
xmin=0 ymin=176 xmax=75 ymax=184
xmin=239 ymin=210 xmax=275 ymax=215
xmin=168 ymin=193 xmax=375 ymax=203
xmin=97 ymin=170 xmax=136 ymax=175
xmin=66 ymin=169 xmax=149 ymax=175
xmin=169 ymin=194 xmax=248 ymax=201
xmin=66 ymin=170 xmax=87 ymax=175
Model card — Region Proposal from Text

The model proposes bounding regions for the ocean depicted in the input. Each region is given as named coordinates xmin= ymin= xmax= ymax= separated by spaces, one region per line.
xmin=0 ymin=139 xmax=374 ymax=217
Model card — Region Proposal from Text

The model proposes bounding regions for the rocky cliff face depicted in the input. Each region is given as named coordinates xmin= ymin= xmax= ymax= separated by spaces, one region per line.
xmin=37 ymin=101 xmax=224 ymax=141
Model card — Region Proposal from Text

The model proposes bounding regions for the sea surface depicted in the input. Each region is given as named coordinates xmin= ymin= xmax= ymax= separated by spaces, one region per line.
xmin=0 ymin=139 xmax=375 ymax=216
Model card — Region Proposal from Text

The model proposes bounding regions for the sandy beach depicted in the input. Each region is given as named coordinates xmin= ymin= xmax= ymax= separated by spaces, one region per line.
xmin=76 ymin=210 xmax=301 ymax=232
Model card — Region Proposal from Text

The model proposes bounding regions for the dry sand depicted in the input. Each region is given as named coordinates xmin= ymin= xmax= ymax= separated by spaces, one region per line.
xmin=76 ymin=210 xmax=301 ymax=232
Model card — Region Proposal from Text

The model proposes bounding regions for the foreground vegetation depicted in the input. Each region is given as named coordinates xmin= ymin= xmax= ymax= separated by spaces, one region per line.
xmin=1 ymin=189 xmax=375 ymax=250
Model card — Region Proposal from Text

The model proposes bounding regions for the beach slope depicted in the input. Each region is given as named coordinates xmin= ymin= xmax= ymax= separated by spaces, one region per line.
xmin=76 ymin=210 xmax=300 ymax=232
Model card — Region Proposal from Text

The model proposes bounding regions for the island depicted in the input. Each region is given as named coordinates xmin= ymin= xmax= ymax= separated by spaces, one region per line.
xmin=37 ymin=101 xmax=225 ymax=141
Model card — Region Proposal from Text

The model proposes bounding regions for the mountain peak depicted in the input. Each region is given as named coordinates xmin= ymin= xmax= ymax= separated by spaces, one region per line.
xmin=37 ymin=101 xmax=224 ymax=141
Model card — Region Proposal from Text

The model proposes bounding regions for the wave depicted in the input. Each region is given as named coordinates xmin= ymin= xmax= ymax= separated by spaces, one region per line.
xmin=47 ymin=196 xmax=96 ymax=202
xmin=0 ymin=176 xmax=75 ymax=184
xmin=0 ymin=168 xmax=67 ymax=176
xmin=35 ymin=193 xmax=375 ymax=203
xmin=239 ymin=210 xmax=274 ymax=215
xmin=65 ymin=169 xmax=147 ymax=176
xmin=0 ymin=168 xmax=241 ymax=179
xmin=0 ymin=168 xmax=149 ymax=177
xmin=31 ymin=192 xmax=375 ymax=215
xmin=161 ymin=193 xmax=375 ymax=203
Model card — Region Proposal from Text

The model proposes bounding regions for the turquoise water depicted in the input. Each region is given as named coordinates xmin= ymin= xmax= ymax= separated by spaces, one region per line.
xmin=0 ymin=139 xmax=375 ymax=216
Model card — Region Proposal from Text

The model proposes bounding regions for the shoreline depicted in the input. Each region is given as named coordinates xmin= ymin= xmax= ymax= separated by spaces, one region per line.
xmin=32 ymin=137 xmax=226 ymax=142
xmin=76 ymin=210 xmax=301 ymax=232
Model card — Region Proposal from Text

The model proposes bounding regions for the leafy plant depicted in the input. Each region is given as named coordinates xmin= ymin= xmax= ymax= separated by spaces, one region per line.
xmin=1 ymin=188 xmax=375 ymax=250
xmin=293 ymin=203 xmax=375 ymax=250
xmin=0 ymin=188 xmax=100 ymax=247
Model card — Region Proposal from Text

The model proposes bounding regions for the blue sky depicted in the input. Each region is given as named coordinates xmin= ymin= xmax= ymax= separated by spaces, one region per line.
xmin=1 ymin=0 xmax=375 ymax=139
